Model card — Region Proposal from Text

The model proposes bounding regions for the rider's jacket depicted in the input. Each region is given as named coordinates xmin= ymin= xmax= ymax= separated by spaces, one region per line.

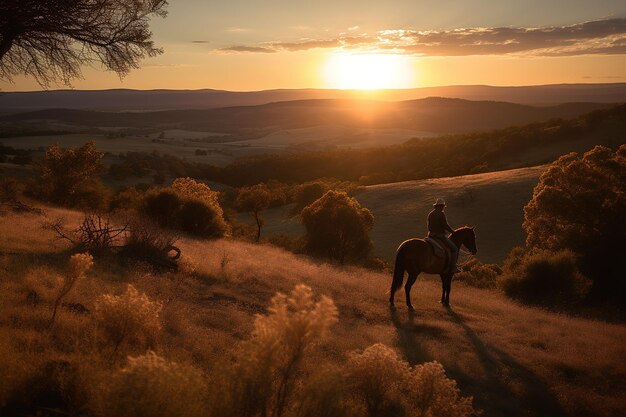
xmin=427 ymin=209 xmax=453 ymax=237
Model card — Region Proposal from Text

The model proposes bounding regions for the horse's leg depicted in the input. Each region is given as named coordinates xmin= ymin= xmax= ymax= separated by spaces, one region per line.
xmin=440 ymin=274 xmax=446 ymax=304
xmin=405 ymin=272 xmax=419 ymax=310
xmin=441 ymin=274 xmax=452 ymax=305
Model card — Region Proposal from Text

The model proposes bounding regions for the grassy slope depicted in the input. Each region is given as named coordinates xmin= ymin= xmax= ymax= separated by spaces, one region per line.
xmin=1 ymin=207 xmax=624 ymax=417
xmin=262 ymin=165 xmax=546 ymax=263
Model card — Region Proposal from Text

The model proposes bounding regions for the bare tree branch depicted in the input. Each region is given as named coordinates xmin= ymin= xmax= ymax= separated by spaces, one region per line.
xmin=0 ymin=0 xmax=168 ymax=87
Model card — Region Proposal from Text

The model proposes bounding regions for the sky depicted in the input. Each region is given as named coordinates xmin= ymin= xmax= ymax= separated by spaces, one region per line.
xmin=1 ymin=0 xmax=626 ymax=91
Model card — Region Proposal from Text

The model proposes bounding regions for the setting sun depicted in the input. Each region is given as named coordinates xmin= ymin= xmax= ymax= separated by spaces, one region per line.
xmin=323 ymin=53 xmax=415 ymax=90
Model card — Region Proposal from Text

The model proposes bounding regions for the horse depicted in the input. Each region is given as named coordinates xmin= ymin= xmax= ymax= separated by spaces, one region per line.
xmin=389 ymin=226 xmax=477 ymax=309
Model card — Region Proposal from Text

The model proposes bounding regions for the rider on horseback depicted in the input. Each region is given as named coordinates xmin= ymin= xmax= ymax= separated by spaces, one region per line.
xmin=427 ymin=198 xmax=460 ymax=274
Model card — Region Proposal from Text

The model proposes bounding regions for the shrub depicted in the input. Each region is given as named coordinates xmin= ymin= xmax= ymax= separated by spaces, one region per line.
xmin=301 ymin=190 xmax=374 ymax=264
xmin=38 ymin=142 xmax=109 ymax=209
xmin=455 ymin=258 xmax=502 ymax=289
xmin=47 ymin=214 xmax=128 ymax=255
xmin=211 ymin=284 xmax=338 ymax=417
xmin=523 ymin=145 xmax=626 ymax=304
xmin=143 ymin=189 xmax=181 ymax=228
xmin=292 ymin=182 xmax=327 ymax=213
xmin=346 ymin=344 xmax=475 ymax=417
xmin=110 ymin=187 xmax=143 ymax=212
xmin=99 ymin=351 xmax=206 ymax=417
xmin=122 ymin=218 xmax=180 ymax=270
xmin=346 ymin=343 xmax=410 ymax=416
xmin=142 ymin=178 xmax=229 ymax=238
xmin=179 ymin=198 xmax=228 ymax=237
xmin=94 ymin=285 xmax=162 ymax=355
xmin=498 ymin=249 xmax=591 ymax=306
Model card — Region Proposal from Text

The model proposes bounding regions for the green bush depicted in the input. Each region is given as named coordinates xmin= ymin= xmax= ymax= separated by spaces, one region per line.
xmin=523 ymin=145 xmax=626 ymax=304
xmin=179 ymin=198 xmax=228 ymax=237
xmin=141 ymin=178 xmax=229 ymax=238
xmin=498 ymin=249 xmax=591 ymax=306
xmin=143 ymin=189 xmax=181 ymax=228
xmin=301 ymin=190 xmax=374 ymax=265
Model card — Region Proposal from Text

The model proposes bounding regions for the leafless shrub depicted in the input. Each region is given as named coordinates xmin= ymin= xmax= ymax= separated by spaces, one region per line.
xmin=122 ymin=218 xmax=181 ymax=271
xmin=46 ymin=214 xmax=127 ymax=254
xmin=48 ymin=214 xmax=182 ymax=270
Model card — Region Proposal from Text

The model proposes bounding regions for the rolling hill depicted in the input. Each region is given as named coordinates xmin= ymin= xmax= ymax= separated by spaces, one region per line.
xmin=262 ymin=165 xmax=546 ymax=264
xmin=0 ymin=97 xmax=612 ymax=135
xmin=1 ymin=83 xmax=625 ymax=113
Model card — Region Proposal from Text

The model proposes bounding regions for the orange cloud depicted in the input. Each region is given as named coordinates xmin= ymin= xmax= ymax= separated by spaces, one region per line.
xmin=217 ymin=18 xmax=626 ymax=57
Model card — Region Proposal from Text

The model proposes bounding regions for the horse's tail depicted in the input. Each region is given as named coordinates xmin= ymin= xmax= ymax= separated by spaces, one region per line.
xmin=390 ymin=243 xmax=406 ymax=300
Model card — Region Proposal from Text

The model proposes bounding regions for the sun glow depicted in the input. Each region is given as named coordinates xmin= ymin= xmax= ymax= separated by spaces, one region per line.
xmin=323 ymin=53 xmax=415 ymax=90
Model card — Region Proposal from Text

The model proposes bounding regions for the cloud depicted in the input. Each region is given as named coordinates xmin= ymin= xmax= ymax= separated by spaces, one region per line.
xmin=217 ymin=18 xmax=626 ymax=57
xmin=226 ymin=27 xmax=250 ymax=33
xmin=219 ymin=45 xmax=276 ymax=53
xmin=582 ymin=75 xmax=626 ymax=79
xmin=192 ymin=40 xmax=209 ymax=44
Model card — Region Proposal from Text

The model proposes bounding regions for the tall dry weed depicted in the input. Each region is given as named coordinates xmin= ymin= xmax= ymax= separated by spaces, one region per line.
xmin=346 ymin=343 xmax=475 ymax=417
xmin=97 ymin=351 xmax=206 ymax=417
xmin=49 ymin=253 xmax=93 ymax=327
xmin=211 ymin=284 xmax=338 ymax=417
xmin=94 ymin=284 xmax=162 ymax=355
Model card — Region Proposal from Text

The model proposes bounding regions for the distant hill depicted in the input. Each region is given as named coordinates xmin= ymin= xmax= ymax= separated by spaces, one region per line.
xmin=0 ymin=83 xmax=624 ymax=113
xmin=0 ymin=97 xmax=612 ymax=135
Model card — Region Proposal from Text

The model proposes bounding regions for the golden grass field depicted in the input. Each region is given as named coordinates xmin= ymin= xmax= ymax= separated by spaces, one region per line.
xmin=262 ymin=165 xmax=546 ymax=263
xmin=1 ymin=206 xmax=624 ymax=417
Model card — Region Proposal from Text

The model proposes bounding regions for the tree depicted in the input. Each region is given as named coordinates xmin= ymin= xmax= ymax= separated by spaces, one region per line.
xmin=39 ymin=141 xmax=108 ymax=208
xmin=523 ymin=145 xmax=626 ymax=304
xmin=0 ymin=0 xmax=168 ymax=87
xmin=236 ymin=184 xmax=271 ymax=242
xmin=301 ymin=190 xmax=374 ymax=264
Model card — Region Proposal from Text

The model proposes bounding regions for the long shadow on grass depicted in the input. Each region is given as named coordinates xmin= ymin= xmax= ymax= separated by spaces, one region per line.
xmin=389 ymin=307 xmax=435 ymax=365
xmin=445 ymin=306 xmax=566 ymax=417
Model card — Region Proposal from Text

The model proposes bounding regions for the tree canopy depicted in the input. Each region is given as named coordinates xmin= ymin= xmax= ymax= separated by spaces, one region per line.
xmin=0 ymin=0 xmax=168 ymax=86
xmin=523 ymin=145 xmax=626 ymax=304
xmin=236 ymin=184 xmax=271 ymax=242
xmin=301 ymin=191 xmax=374 ymax=264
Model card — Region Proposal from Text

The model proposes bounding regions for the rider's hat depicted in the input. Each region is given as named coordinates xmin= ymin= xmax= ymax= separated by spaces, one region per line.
xmin=433 ymin=198 xmax=446 ymax=207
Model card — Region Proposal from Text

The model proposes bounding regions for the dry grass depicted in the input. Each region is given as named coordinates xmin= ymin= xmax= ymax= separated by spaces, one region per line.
xmin=0 ymin=206 xmax=624 ymax=417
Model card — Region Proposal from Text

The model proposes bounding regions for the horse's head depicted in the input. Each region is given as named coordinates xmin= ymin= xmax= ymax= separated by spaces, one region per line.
xmin=456 ymin=226 xmax=477 ymax=255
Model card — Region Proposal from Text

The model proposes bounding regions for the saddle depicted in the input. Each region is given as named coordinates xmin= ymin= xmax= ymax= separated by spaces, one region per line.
xmin=425 ymin=236 xmax=452 ymax=269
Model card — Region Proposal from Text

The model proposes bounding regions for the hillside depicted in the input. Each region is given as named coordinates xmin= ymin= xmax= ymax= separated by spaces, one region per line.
xmin=261 ymin=165 xmax=545 ymax=264
xmin=0 ymin=207 xmax=624 ymax=417
xmin=1 ymin=83 xmax=625 ymax=113
xmin=211 ymin=103 xmax=626 ymax=186
xmin=0 ymin=98 xmax=612 ymax=135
